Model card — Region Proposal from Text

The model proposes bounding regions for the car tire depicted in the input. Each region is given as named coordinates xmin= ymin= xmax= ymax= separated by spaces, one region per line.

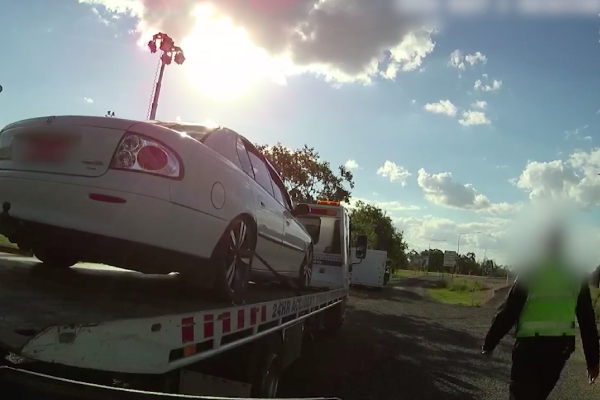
xmin=211 ymin=216 xmax=256 ymax=303
xmin=296 ymin=245 xmax=313 ymax=289
xmin=33 ymin=245 xmax=78 ymax=269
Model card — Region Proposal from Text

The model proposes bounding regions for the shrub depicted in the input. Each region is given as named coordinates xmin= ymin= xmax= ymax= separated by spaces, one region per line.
xmin=449 ymin=282 xmax=471 ymax=292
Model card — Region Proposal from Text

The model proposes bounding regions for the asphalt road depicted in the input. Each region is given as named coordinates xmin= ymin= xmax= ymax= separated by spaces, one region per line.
xmin=279 ymin=276 xmax=598 ymax=400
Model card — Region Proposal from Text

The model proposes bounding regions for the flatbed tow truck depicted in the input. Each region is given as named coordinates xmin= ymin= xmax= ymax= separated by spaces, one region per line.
xmin=0 ymin=226 xmax=367 ymax=400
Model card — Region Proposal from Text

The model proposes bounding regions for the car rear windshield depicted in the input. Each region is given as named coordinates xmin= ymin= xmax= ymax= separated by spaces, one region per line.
xmin=298 ymin=216 xmax=341 ymax=255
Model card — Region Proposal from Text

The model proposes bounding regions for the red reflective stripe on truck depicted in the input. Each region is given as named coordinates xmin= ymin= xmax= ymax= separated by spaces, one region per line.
xmin=250 ymin=307 xmax=258 ymax=325
xmin=181 ymin=317 xmax=194 ymax=343
xmin=261 ymin=305 xmax=267 ymax=322
xmin=203 ymin=314 xmax=214 ymax=338
xmin=221 ymin=312 xmax=231 ymax=333
xmin=237 ymin=309 xmax=245 ymax=329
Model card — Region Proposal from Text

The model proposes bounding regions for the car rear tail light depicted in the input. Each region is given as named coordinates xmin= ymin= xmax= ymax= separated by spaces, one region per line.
xmin=110 ymin=133 xmax=181 ymax=178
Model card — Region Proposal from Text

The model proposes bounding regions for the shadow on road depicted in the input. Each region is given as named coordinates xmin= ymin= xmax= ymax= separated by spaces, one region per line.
xmin=279 ymin=300 xmax=510 ymax=400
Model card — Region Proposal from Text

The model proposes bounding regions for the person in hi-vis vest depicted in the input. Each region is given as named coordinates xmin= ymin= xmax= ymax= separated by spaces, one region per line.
xmin=481 ymin=227 xmax=599 ymax=400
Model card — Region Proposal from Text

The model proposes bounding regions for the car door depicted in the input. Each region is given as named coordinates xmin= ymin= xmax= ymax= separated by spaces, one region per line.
xmin=267 ymin=168 xmax=308 ymax=273
xmin=242 ymin=140 xmax=286 ymax=272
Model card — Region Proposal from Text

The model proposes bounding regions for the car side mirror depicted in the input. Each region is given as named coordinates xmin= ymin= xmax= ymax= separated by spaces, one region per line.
xmin=355 ymin=234 xmax=368 ymax=259
xmin=291 ymin=203 xmax=310 ymax=217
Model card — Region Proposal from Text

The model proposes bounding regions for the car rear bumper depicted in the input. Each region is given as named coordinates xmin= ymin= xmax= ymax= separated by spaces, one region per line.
xmin=0 ymin=176 xmax=228 ymax=271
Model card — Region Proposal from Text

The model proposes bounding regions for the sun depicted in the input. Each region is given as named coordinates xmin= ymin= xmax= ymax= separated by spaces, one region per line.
xmin=181 ymin=5 xmax=281 ymax=100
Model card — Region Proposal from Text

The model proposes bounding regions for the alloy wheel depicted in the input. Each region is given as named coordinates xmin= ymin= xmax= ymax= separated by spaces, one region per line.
xmin=224 ymin=219 xmax=252 ymax=290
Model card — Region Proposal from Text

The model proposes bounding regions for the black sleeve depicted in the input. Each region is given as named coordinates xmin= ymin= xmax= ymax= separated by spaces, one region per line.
xmin=483 ymin=278 xmax=527 ymax=351
xmin=576 ymin=281 xmax=599 ymax=370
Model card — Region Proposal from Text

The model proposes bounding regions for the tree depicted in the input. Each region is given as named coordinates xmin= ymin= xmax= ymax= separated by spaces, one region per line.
xmin=481 ymin=259 xmax=497 ymax=276
xmin=349 ymin=201 xmax=408 ymax=270
xmin=457 ymin=252 xmax=478 ymax=275
xmin=256 ymin=143 xmax=354 ymax=203
xmin=421 ymin=249 xmax=445 ymax=271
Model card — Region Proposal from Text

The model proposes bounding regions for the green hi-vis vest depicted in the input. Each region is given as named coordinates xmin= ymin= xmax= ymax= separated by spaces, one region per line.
xmin=516 ymin=260 xmax=581 ymax=338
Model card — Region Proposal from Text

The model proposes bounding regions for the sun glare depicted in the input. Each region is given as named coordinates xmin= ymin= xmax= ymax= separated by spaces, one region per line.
xmin=181 ymin=5 xmax=281 ymax=100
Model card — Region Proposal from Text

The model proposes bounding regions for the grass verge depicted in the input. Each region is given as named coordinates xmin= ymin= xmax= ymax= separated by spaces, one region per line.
xmin=426 ymin=277 xmax=493 ymax=306
xmin=392 ymin=269 xmax=444 ymax=279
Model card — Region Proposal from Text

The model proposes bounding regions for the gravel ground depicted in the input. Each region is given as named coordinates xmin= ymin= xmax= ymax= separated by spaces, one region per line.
xmin=279 ymin=276 xmax=597 ymax=400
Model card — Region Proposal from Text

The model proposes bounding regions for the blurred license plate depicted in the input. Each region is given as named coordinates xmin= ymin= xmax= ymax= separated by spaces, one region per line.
xmin=21 ymin=134 xmax=77 ymax=163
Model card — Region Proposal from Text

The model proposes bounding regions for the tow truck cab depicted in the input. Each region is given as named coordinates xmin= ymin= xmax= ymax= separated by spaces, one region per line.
xmin=297 ymin=201 xmax=351 ymax=290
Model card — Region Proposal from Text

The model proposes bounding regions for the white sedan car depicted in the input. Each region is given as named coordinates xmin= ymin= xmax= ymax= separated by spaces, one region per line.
xmin=0 ymin=116 xmax=314 ymax=302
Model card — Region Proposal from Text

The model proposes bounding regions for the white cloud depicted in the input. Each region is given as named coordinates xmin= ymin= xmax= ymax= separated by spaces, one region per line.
xmin=565 ymin=125 xmax=589 ymax=140
xmin=91 ymin=6 xmax=111 ymax=25
xmin=474 ymin=79 xmax=502 ymax=92
xmin=175 ymin=116 xmax=182 ymax=122
xmin=448 ymin=50 xmax=465 ymax=70
xmin=471 ymin=100 xmax=487 ymax=109
xmin=376 ymin=161 xmax=412 ymax=185
xmin=344 ymin=159 xmax=360 ymax=170
xmin=79 ymin=0 xmax=438 ymax=86
xmin=465 ymin=51 xmax=487 ymax=66
xmin=448 ymin=50 xmax=487 ymax=70
xmin=423 ymin=100 xmax=457 ymax=117
xmin=380 ymin=29 xmax=437 ymax=80
xmin=458 ymin=110 xmax=491 ymax=126
xmin=84 ymin=97 xmax=94 ymax=104
xmin=417 ymin=168 xmax=519 ymax=214
xmin=515 ymin=149 xmax=600 ymax=208
xmin=347 ymin=197 xmax=420 ymax=212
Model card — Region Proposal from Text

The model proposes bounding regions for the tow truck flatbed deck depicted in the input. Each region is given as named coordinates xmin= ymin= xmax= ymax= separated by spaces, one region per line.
xmin=0 ymin=253 xmax=347 ymax=375
xmin=0 ymin=254 xmax=301 ymax=330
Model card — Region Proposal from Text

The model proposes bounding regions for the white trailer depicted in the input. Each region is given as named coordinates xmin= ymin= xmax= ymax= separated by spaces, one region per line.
xmin=350 ymin=249 xmax=387 ymax=289
xmin=0 ymin=244 xmax=366 ymax=399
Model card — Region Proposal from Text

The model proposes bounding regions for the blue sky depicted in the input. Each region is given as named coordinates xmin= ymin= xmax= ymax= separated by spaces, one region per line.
xmin=3 ymin=0 xmax=600 ymax=264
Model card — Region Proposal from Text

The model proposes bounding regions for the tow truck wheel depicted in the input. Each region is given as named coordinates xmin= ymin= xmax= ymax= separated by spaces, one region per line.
xmin=251 ymin=338 xmax=283 ymax=398
xmin=212 ymin=216 xmax=255 ymax=303
xmin=297 ymin=245 xmax=313 ymax=289
xmin=32 ymin=245 xmax=78 ymax=269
